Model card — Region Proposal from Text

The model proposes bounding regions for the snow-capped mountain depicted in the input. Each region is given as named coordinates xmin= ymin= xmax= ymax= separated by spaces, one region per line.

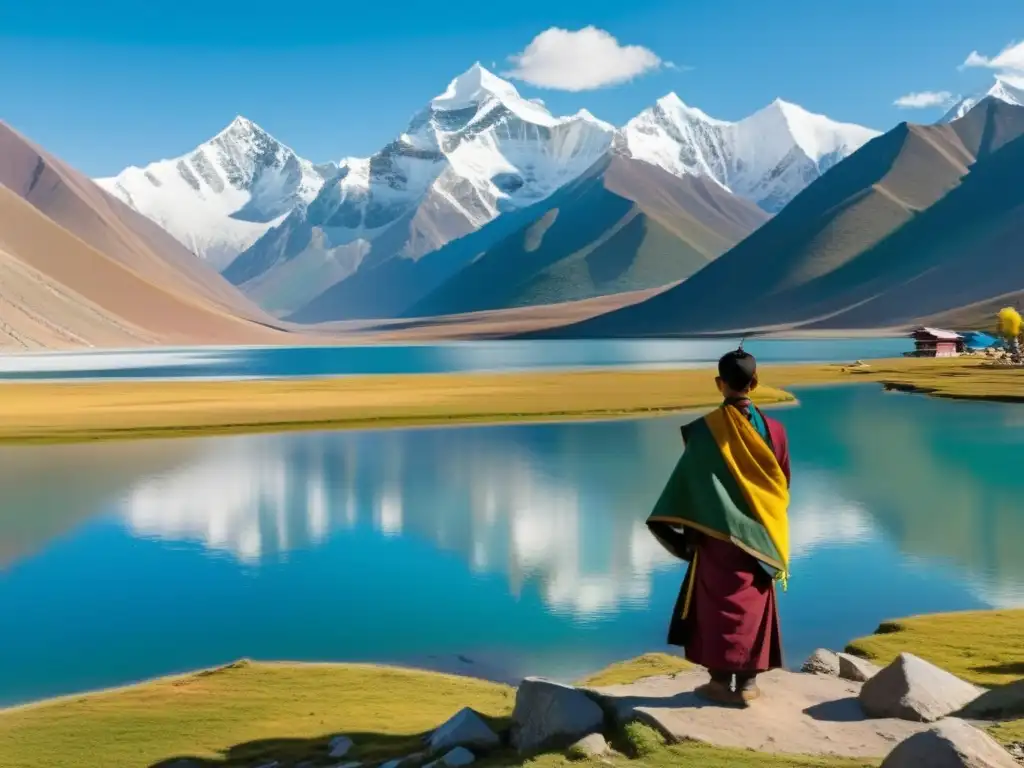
xmin=95 ymin=117 xmax=336 ymax=270
xmin=226 ymin=63 xmax=616 ymax=315
xmin=941 ymin=77 xmax=1024 ymax=123
xmin=618 ymin=94 xmax=880 ymax=212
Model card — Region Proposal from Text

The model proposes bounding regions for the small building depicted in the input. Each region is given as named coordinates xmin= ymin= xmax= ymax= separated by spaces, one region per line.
xmin=909 ymin=327 xmax=962 ymax=357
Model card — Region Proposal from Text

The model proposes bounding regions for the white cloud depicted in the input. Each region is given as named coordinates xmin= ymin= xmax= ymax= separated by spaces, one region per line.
xmin=503 ymin=26 xmax=664 ymax=91
xmin=962 ymin=40 xmax=1024 ymax=72
xmin=893 ymin=90 xmax=955 ymax=109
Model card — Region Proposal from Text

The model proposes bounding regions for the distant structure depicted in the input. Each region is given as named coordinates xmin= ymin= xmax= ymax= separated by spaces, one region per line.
xmin=961 ymin=330 xmax=999 ymax=351
xmin=908 ymin=327 xmax=962 ymax=357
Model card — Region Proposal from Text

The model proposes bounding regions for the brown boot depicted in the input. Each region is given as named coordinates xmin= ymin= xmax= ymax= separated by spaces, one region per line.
xmin=737 ymin=674 xmax=761 ymax=703
xmin=695 ymin=673 xmax=741 ymax=706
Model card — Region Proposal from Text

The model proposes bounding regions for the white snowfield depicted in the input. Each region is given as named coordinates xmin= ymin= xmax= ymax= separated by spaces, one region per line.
xmin=95 ymin=66 xmax=1022 ymax=284
xmin=619 ymin=93 xmax=880 ymax=212
xmin=95 ymin=117 xmax=336 ymax=270
xmin=317 ymin=62 xmax=617 ymax=243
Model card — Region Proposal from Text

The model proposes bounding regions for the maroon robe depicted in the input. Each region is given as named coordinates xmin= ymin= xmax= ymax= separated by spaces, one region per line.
xmin=651 ymin=403 xmax=790 ymax=673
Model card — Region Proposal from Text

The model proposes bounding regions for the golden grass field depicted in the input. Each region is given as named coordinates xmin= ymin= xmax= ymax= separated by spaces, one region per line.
xmin=1 ymin=612 xmax=1020 ymax=768
xmin=0 ymin=356 xmax=1022 ymax=444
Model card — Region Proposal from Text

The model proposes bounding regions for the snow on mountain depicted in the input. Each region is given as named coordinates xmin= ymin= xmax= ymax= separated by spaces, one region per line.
xmin=229 ymin=63 xmax=616 ymax=316
xmin=619 ymin=94 xmax=880 ymax=212
xmin=312 ymin=62 xmax=615 ymax=234
xmin=940 ymin=77 xmax=1024 ymax=123
xmin=95 ymin=117 xmax=336 ymax=270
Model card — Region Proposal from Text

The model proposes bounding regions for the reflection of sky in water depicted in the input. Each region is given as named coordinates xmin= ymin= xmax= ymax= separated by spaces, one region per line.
xmin=0 ymin=384 xmax=1021 ymax=706
xmin=0 ymin=338 xmax=912 ymax=381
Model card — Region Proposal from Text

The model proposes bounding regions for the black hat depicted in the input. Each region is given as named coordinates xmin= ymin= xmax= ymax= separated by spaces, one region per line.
xmin=718 ymin=346 xmax=757 ymax=391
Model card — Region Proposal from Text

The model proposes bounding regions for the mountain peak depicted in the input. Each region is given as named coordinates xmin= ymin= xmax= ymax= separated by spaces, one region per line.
xmin=431 ymin=62 xmax=523 ymax=111
xmin=652 ymin=92 xmax=724 ymax=125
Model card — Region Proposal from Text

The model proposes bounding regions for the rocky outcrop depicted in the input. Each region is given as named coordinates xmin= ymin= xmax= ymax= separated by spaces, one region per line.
xmin=801 ymin=649 xmax=841 ymax=676
xmin=567 ymin=733 xmax=612 ymax=758
xmin=510 ymin=678 xmax=605 ymax=755
xmin=880 ymin=718 xmax=1019 ymax=767
xmin=427 ymin=708 xmax=500 ymax=753
xmin=838 ymin=653 xmax=881 ymax=683
xmin=860 ymin=653 xmax=983 ymax=722
xmin=423 ymin=746 xmax=476 ymax=768
xmin=959 ymin=679 xmax=1024 ymax=721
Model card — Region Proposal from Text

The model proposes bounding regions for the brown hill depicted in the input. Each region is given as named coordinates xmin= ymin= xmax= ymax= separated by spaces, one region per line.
xmin=291 ymin=154 xmax=768 ymax=323
xmin=0 ymin=122 xmax=291 ymax=349
xmin=532 ymin=99 xmax=1024 ymax=338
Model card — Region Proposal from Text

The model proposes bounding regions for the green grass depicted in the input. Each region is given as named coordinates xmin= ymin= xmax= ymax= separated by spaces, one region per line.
xmin=0 ymin=660 xmax=513 ymax=768
xmin=575 ymin=653 xmax=693 ymax=688
xmin=845 ymin=609 xmax=1024 ymax=687
xmin=846 ymin=609 xmax=1024 ymax=748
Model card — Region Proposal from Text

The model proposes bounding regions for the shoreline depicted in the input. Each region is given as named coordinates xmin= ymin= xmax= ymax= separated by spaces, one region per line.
xmin=0 ymin=609 xmax=1019 ymax=768
xmin=0 ymin=357 xmax=1018 ymax=445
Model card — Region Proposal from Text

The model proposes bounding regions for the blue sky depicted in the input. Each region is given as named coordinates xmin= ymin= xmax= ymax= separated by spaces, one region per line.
xmin=3 ymin=0 xmax=1023 ymax=176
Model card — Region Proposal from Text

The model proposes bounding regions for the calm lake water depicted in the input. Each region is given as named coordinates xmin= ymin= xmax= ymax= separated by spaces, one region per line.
xmin=1 ymin=384 xmax=1022 ymax=707
xmin=0 ymin=338 xmax=910 ymax=380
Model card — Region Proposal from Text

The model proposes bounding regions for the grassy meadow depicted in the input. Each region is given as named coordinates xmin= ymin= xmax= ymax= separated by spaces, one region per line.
xmin=0 ymin=356 xmax=1022 ymax=444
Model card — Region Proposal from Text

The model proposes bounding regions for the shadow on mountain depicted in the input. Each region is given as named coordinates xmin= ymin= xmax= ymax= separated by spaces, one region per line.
xmin=535 ymin=99 xmax=1024 ymax=337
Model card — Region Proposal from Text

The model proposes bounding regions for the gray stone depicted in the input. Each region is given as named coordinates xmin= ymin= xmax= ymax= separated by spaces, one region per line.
xmin=334 ymin=763 xmax=362 ymax=768
xmin=439 ymin=747 xmax=475 ymax=767
xmin=859 ymin=653 xmax=982 ymax=722
xmin=1006 ymin=742 xmax=1023 ymax=762
xmin=959 ymin=679 xmax=1024 ymax=721
xmin=423 ymin=748 xmax=476 ymax=768
xmin=329 ymin=736 xmax=355 ymax=758
xmin=428 ymin=707 xmax=500 ymax=754
xmin=511 ymin=678 xmax=605 ymax=755
xmin=801 ymin=649 xmax=840 ymax=676
xmin=567 ymin=733 xmax=611 ymax=758
xmin=838 ymin=653 xmax=882 ymax=682
xmin=880 ymin=718 xmax=1019 ymax=768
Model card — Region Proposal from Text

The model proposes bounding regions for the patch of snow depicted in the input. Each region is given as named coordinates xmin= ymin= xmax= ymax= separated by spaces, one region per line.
xmin=940 ymin=76 xmax=1024 ymax=122
xmin=94 ymin=116 xmax=334 ymax=270
xmin=619 ymin=93 xmax=880 ymax=212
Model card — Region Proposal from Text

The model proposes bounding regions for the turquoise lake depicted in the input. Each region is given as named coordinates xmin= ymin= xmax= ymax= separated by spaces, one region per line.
xmin=0 ymin=337 xmax=910 ymax=380
xmin=1 ymin=382 xmax=1022 ymax=707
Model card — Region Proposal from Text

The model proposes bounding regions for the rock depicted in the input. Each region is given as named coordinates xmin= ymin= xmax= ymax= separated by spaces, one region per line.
xmin=382 ymin=751 xmax=426 ymax=768
xmin=329 ymin=736 xmax=355 ymax=758
xmin=428 ymin=707 xmax=500 ymax=753
xmin=959 ymin=679 xmax=1024 ymax=720
xmin=567 ymin=733 xmax=611 ymax=758
xmin=423 ymin=747 xmax=476 ymax=768
xmin=511 ymin=678 xmax=605 ymax=755
xmin=860 ymin=653 xmax=982 ymax=722
xmin=334 ymin=763 xmax=362 ymax=768
xmin=1006 ymin=742 xmax=1023 ymax=763
xmin=880 ymin=718 xmax=1019 ymax=767
xmin=839 ymin=653 xmax=882 ymax=682
xmin=801 ymin=649 xmax=840 ymax=676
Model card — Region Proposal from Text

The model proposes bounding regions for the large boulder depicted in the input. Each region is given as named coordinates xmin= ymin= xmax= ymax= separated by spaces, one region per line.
xmin=511 ymin=678 xmax=605 ymax=755
xmin=880 ymin=718 xmax=1019 ymax=767
xmin=958 ymin=679 xmax=1024 ymax=721
xmin=567 ymin=733 xmax=611 ymax=759
xmin=860 ymin=653 xmax=982 ymax=722
xmin=801 ymin=649 xmax=840 ymax=676
xmin=838 ymin=653 xmax=882 ymax=683
xmin=428 ymin=708 xmax=500 ymax=754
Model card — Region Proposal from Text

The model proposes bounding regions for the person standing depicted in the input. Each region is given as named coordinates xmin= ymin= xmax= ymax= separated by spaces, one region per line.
xmin=647 ymin=347 xmax=791 ymax=705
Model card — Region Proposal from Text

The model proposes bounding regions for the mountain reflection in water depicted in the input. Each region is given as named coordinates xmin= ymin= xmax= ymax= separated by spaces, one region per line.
xmin=0 ymin=385 xmax=1020 ymax=706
